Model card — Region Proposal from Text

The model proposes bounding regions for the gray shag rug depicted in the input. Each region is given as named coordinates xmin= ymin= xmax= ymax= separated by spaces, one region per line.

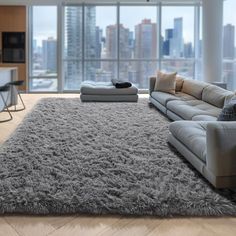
xmin=0 ymin=98 xmax=236 ymax=217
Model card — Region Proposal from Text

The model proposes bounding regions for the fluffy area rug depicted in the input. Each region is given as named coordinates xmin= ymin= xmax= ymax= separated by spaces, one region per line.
xmin=0 ymin=98 xmax=236 ymax=217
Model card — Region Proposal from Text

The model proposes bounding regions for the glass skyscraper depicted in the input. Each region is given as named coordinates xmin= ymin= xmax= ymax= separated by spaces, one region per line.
xmin=171 ymin=17 xmax=184 ymax=58
xmin=42 ymin=38 xmax=57 ymax=73
xmin=64 ymin=6 xmax=96 ymax=89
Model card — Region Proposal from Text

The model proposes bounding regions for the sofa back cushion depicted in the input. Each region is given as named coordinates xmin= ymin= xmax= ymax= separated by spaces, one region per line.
xmin=175 ymin=76 xmax=184 ymax=92
xmin=202 ymin=85 xmax=234 ymax=108
xmin=181 ymin=79 xmax=208 ymax=99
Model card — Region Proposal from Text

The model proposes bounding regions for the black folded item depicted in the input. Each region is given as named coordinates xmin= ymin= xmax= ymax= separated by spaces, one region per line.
xmin=111 ymin=79 xmax=132 ymax=89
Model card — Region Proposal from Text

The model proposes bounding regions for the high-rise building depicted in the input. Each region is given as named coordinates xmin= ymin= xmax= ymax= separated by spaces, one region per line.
xmin=106 ymin=24 xmax=133 ymax=59
xmin=65 ymin=7 xmax=83 ymax=89
xmin=95 ymin=27 xmax=102 ymax=59
xmin=105 ymin=24 xmax=131 ymax=59
xmin=223 ymin=24 xmax=235 ymax=59
xmin=42 ymin=37 xmax=57 ymax=73
xmin=105 ymin=24 xmax=117 ymax=59
xmin=85 ymin=6 xmax=96 ymax=59
xmin=135 ymin=19 xmax=157 ymax=59
xmin=184 ymin=42 xmax=193 ymax=58
xmin=94 ymin=27 xmax=103 ymax=69
xmin=102 ymin=24 xmax=117 ymax=81
xmin=134 ymin=19 xmax=157 ymax=88
xmin=163 ymin=29 xmax=173 ymax=56
xmin=85 ymin=6 xmax=96 ymax=81
xmin=171 ymin=17 xmax=183 ymax=58
xmin=128 ymin=31 xmax=134 ymax=49
xmin=104 ymin=24 xmax=130 ymax=80
xmin=33 ymin=39 xmax=37 ymax=53
xmin=64 ymin=6 xmax=96 ymax=88
xmin=120 ymin=25 xmax=131 ymax=59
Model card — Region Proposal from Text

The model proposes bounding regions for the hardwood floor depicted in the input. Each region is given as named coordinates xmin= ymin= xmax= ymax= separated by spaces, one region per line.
xmin=0 ymin=94 xmax=235 ymax=236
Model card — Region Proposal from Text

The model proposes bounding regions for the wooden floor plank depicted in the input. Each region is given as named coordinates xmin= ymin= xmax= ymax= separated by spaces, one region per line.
xmin=191 ymin=218 xmax=236 ymax=236
xmin=45 ymin=216 xmax=77 ymax=230
xmin=146 ymin=218 xmax=214 ymax=236
xmin=0 ymin=218 xmax=19 ymax=236
xmin=4 ymin=216 xmax=57 ymax=236
xmin=48 ymin=216 xmax=122 ymax=236
xmin=98 ymin=217 xmax=162 ymax=236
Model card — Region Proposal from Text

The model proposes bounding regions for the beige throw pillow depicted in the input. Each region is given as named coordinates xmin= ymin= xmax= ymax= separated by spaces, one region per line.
xmin=154 ymin=71 xmax=177 ymax=95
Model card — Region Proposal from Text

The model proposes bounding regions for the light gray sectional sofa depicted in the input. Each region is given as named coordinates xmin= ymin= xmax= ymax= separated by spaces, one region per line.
xmin=149 ymin=76 xmax=236 ymax=188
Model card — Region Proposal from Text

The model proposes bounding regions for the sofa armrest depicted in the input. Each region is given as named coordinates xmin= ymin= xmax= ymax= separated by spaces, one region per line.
xmin=206 ymin=122 xmax=236 ymax=176
xmin=149 ymin=76 xmax=156 ymax=95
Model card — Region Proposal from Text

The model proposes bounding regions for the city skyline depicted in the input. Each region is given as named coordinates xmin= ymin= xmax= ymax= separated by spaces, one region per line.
xmin=33 ymin=8 xmax=193 ymax=90
xmin=32 ymin=2 xmax=236 ymax=46
xmin=34 ymin=16 xmax=193 ymax=57
xmin=33 ymin=6 xmax=196 ymax=46
xmin=31 ymin=2 xmax=236 ymax=91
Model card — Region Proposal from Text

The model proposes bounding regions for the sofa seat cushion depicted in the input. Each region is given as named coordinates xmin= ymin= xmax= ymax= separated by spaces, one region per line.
xmin=176 ymin=92 xmax=198 ymax=101
xmin=151 ymin=91 xmax=196 ymax=106
xmin=202 ymin=85 xmax=234 ymax=108
xmin=192 ymin=115 xmax=218 ymax=121
xmin=181 ymin=80 xmax=209 ymax=99
xmin=169 ymin=121 xmax=207 ymax=162
xmin=167 ymin=100 xmax=222 ymax=120
xmin=80 ymin=81 xmax=138 ymax=95
xmin=151 ymin=92 xmax=180 ymax=106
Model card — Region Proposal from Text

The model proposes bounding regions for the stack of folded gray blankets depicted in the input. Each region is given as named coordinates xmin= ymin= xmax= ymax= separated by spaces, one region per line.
xmin=80 ymin=79 xmax=138 ymax=102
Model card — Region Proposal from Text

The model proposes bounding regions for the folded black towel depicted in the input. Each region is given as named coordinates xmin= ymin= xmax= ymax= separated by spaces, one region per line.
xmin=111 ymin=79 xmax=132 ymax=89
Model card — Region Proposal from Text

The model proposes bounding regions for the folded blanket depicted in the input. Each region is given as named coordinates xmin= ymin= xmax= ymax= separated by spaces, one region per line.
xmin=111 ymin=79 xmax=132 ymax=89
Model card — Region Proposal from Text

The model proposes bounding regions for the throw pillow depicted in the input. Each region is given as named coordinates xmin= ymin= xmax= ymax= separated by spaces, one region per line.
xmin=154 ymin=71 xmax=177 ymax=95
xmin=217 ymin=98 xmax=236 ymax=121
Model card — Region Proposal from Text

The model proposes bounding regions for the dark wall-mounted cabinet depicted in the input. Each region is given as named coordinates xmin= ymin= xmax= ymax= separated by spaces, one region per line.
xmin=2 ymin=32 xmax=25 ymax=63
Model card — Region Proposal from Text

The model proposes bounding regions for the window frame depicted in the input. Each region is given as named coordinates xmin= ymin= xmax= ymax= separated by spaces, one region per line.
xmin=222 ymin=0 xmax=236 ymax=91
xmin=28 ymin=5 xmax=60 ymax=93
xmin=28 ymin=2 xmax=202 ymax=92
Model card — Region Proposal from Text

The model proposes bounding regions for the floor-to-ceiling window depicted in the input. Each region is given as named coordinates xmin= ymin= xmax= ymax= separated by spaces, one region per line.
xmin=63 ymin=5 xmax=118 ymax=90
xmin=63 ymin=6 xmax=83 ymax=90
xmin=119 ymin=5 xmax=158 ymax=89
xmin=84 ymin=6 xmax=117 ymax=83
xmin=29 ymin=6 xmax=58 ymax=92
xmin=29 ymin=3 xmax=202 ymax=92
xmin=223 ymin=0 xmax=236 ymax=91
xmin=195 ymin=5 xmax=202 ymax=81
xmin=161 ymin=6 xmax=195 ymax=79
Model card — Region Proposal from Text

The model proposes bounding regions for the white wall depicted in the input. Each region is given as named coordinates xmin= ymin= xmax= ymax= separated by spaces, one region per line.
xmin=202 ymin=0 xmax=223 ymax=83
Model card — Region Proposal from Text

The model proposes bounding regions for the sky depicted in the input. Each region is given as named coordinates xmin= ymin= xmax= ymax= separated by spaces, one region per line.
xmin=224 ymin=0 xmax=236 ymax=26
xmin=33 ymin=1 xmax=236 ymax=46
xmin=33 ymin=6 xmax=57 ymax=45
